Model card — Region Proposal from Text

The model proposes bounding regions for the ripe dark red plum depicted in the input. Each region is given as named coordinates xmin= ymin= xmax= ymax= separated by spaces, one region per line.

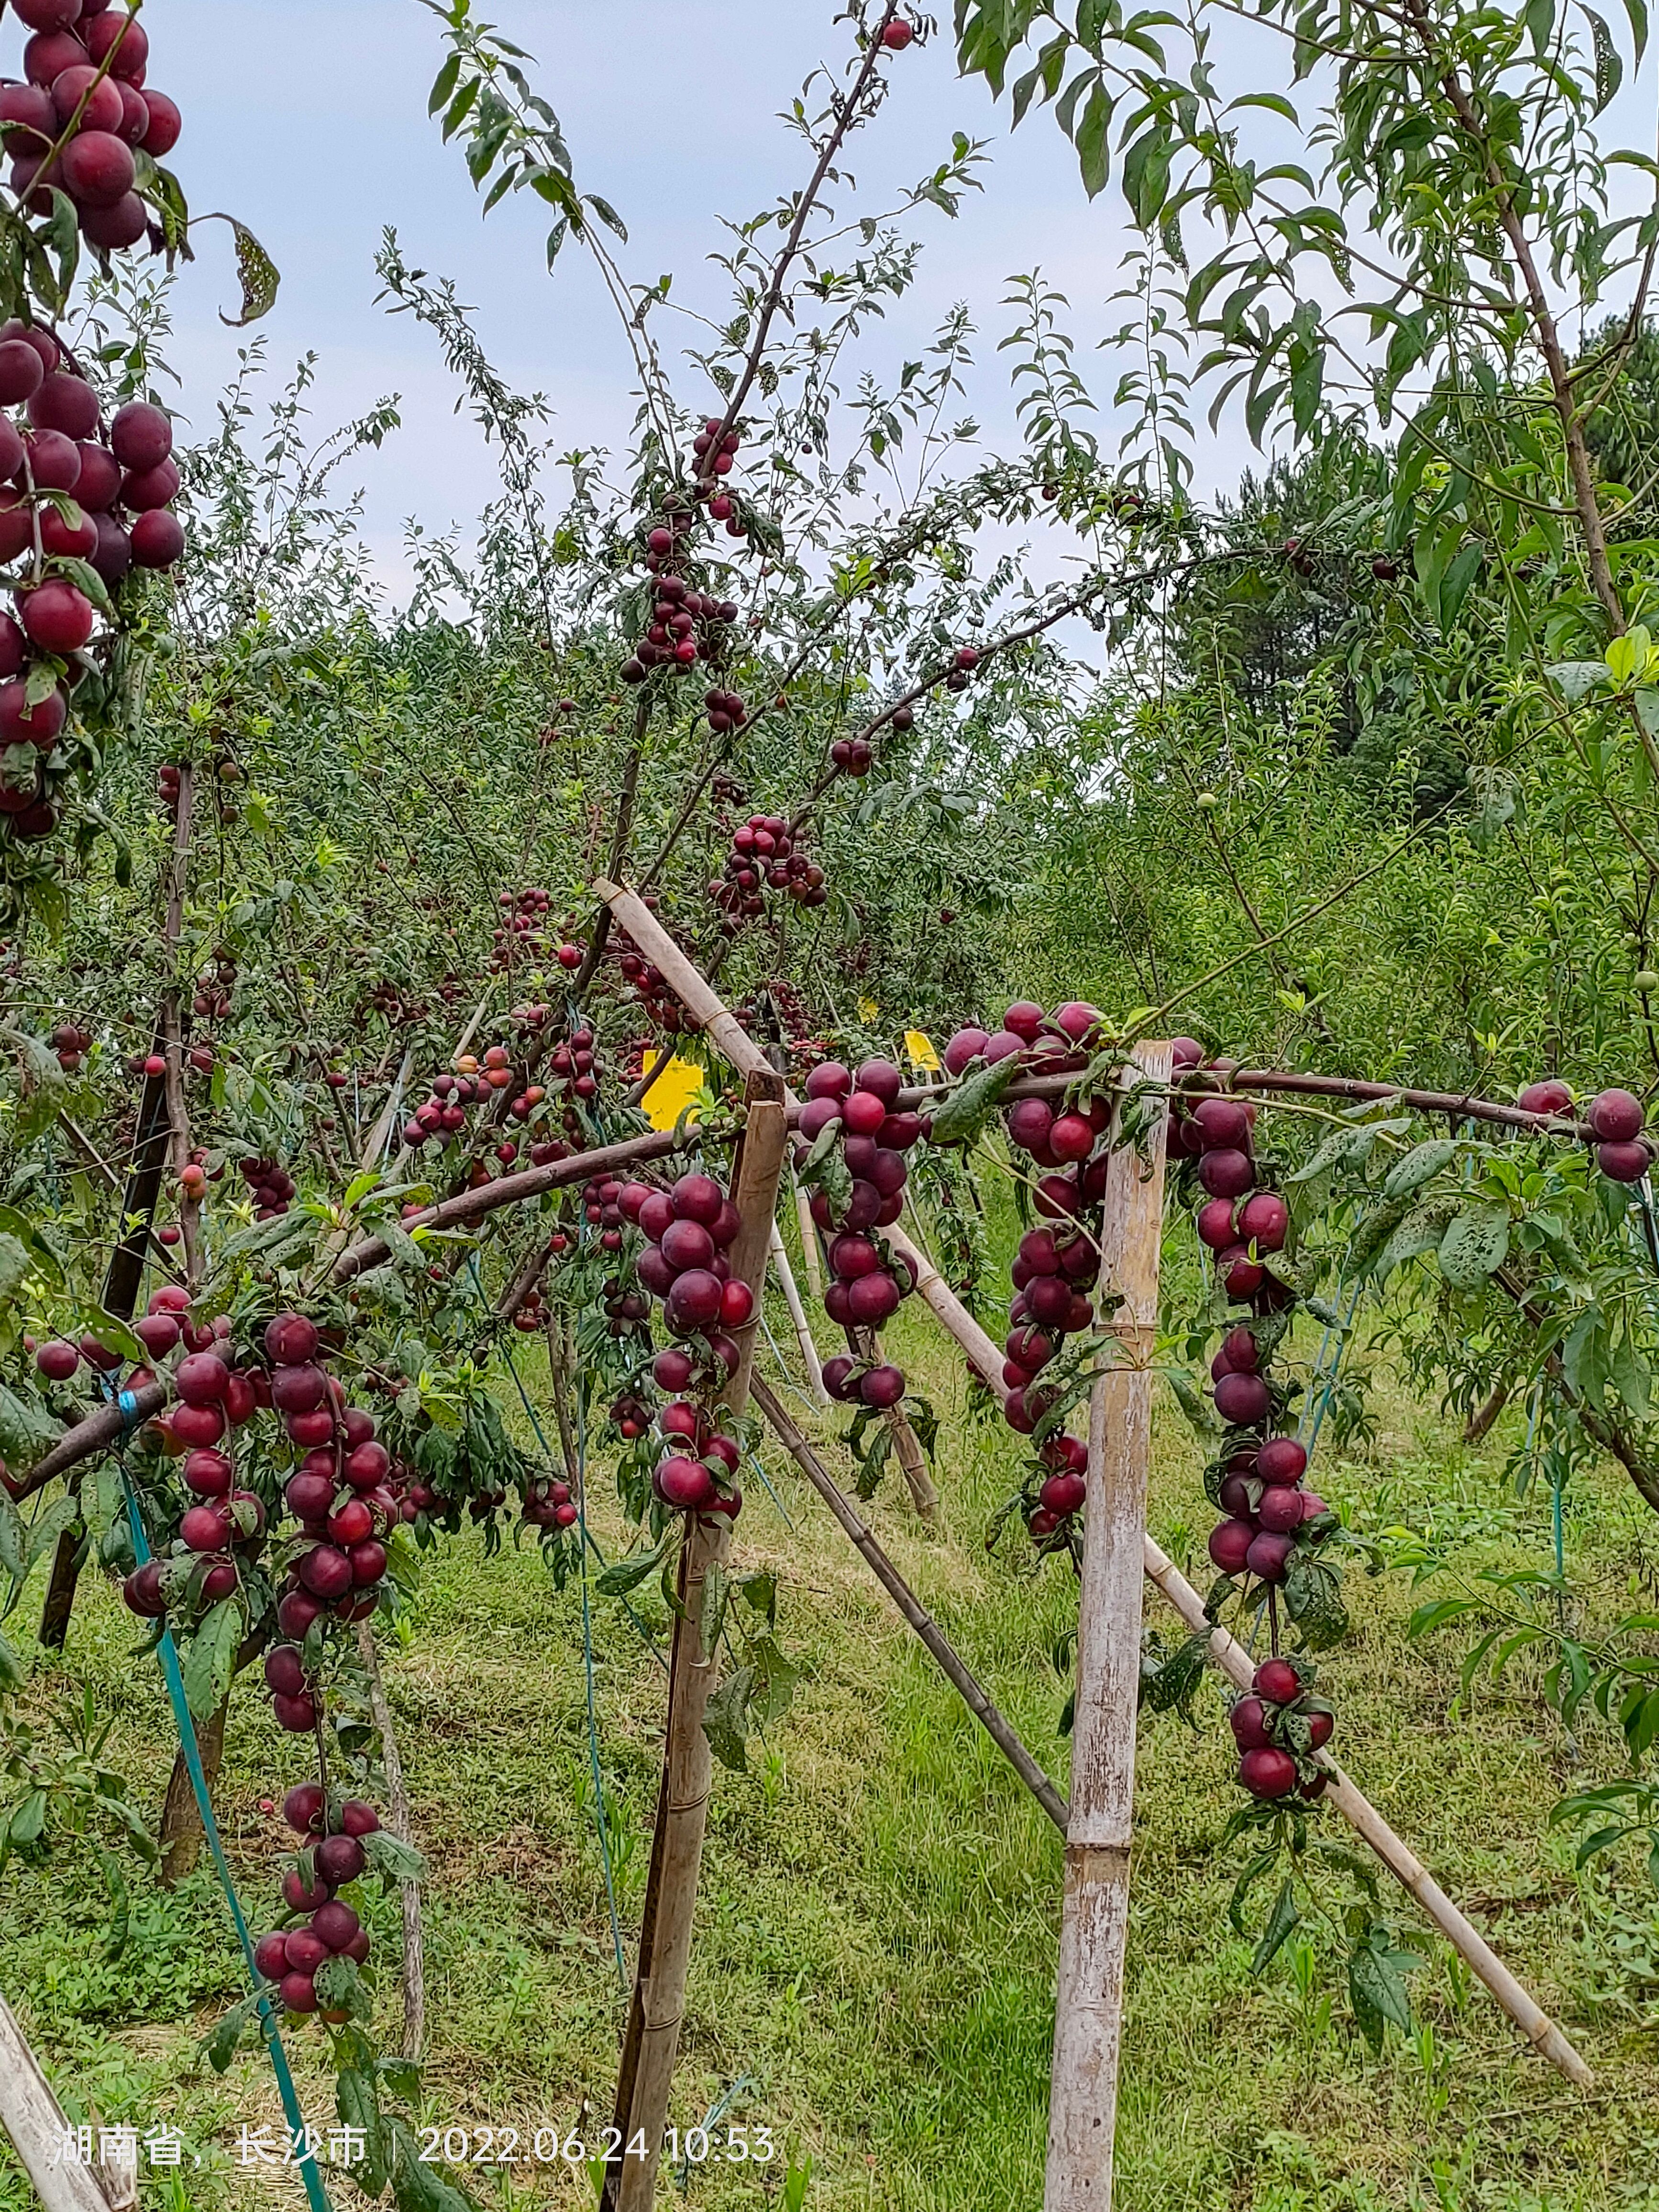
xmin=314 ymin=1832 xmax=365 ymax=1886
xmin=1196 ymin=1197 xmax=1237 ymax=1251
xmin=20 ymin=427 xmax=82 ymax=489
xmin=178 ymin=1503 xmax=229 ymax=1553
xmin=1519 ymin=1078 xmax=1572 ymax=1115
xmin=854 ymin=1058 xmax=903 ymax=1106
xmin=1220 ymin=1247 xmax=1263 ymax=1298
xmin=121 ymin=455 xmax=178 ymax=509
xmin=822 ymin=1354 xmax=858 ymax=1401
xmin=1197 ymin=1148 xmax=1255 ymax=1200
xmin=35 ymin=1336 xmax=78 ymax=1380
xmin=1040 ymin=1471 xmax=1087 ymax=1516
xmin=60 ymin=127 xmax=134 ymax=207
xmin=271 ymin=1363 xmax=327 ymax=1415
xmin=805 ymin=1060 xmax=852 ymax=1100
xmin=277 ymin=1590 xmax=323 ymax=1639
xmin=797 ymin=1097 xmax=841 ymax=1140
xmin=345 ymin=1441 xmax=390 ymax=1489
xmin=1214 ymin=1371 xmax=1270 ymax=1427
xmin=49 ymin=64 xmax=125 ymax=134
xmin=657 ymin=1454 xmax=717 ymax=1511
xmin=285 ymin=1928 xmax=329 ymax=1978
xmin=637 ymin=1246 xmax=675 ymax=1298
xmin=0 ymin=83 xmax=55 ymax=155
xmin=328 ymin=1498 xmax=373 ymax=1547
xmin=1048 ymin=1112 xmax=1095 ymax=1162
xmin=0 ymin=339 xmax=44 ymax=406
xmin=39 ymin=502 xmax=97 ymax=559
xmin=19 ymin=578 xmax=94 ymax=653
xmin=670 ymin=1172 xmax=723 ymax=1226
xmin=298 ymin=1544 xmax=353 ymax=1601
xmin=1220 ymin=1326 xmax=1261 ymax=1372
xmin=1208 ymin=1517 xmax=1255 ymax=1574
xmin=171 ymin=1401 xmax=225 ymax=1448
xmin=254 ymin=1932 xmax=290 ymax=1982
xmin=1257 ymin=1435 xmax=1307 ymax=1485
xmin=139 ymin=88 xmax=179 ymax=155
xmin=1052 ymin=1000 xmax=1102 ymax=1042
xmin=1217 ymin=1471 xmax=1255 ymax=1516
xmin=264 ymin=1645 xmax=308 ymax=1698
xmin=719 ymin=1279 xmax=754 ymax=1327
xmin=1256 ymin=1484 xmax=1306 ymax=1535
xmin=1004 ymin=1001 xmax=1045 ymax=1041
xmin=942 ymin=1027 xmax=988 ymax=1073
xmin=1598 ymin=1140 xmax=1651 ymax=1183
xmin=285 ymin=1472 xmax=335 ymax=1522
xmin=266 ymin=1311 xmax=319 ymax=1365
xmin=1237 ymin=1192 xmax=1288 ymax=1251
xmin=882 ymin=18 xmax=914 ymax=46
xmin=285 ymin=1786 xmax=327 ymax=1838
xmin=83 ymin=11 xmax=148 ymax=79
xmin=273 ymin=1692 xmax=317 ymax=1732
xmin=1191 ymin=1095 xmax=1251 ymax=1150
xmin=90 ymin=513 xmax=131 ymax=583
xmin=279 ymin=1971 xmax=319 ymax=2015
xmin=75 ymin=190 xmax=145 ymax=250
xmin=1228 ymin=1695 xmax=1269 ymax=1750
xmin=1025 ymin=1274 xmax=1074 ymax=1329
xmin=131 ymin=507 xmax=184 ymax=568
xmin=860 ymin=1362 xmax=907 ymax=1409
xmin=652 ymin=1346 xmax=694 ymax=1393
xmin=24 ymin=31 xmax=88 ymax=85
xmin=841 ymin=1089 xmax=887 ymax=1138
xmin=15 ymin=0 xmax=85 ymax=32
xmin=340 ymin=1800 xmax=380 ymax=1837
xmin=660 ymin=1217 xmax=715 ymax=1272
xmin=184 ymin=1448 xmax=232 ymax=1497
xmin=1239 ymin=1746 xmax=1298 ymax=1799
xmin=982 ymin=1029 xmax=1026 ymax=1063
xmin=1254 ymin=1658 xmax=1300 ymax=1703
xmin=282 ymin=1874 xmax=332 ymax=1917
xmin=176 ymin=1351 xmax=229 ymax=1405
xmin=1588 ymin=1087 xmax=1645 ymax=1142
xmin=349 ymin=1538 xmax=387 ymax=1585
xmin=1306 ymin=1708 xmax=1335 ymax=1749
xmin=665 ymin=1267 xmax=723 ymax=1334
xmin=312 ymin=1900 xmax=360 ymax=1951
xmin=1246 ymin=1529 xmax=1294 ymax=1581
xmin=122 ymin=1561 xmax=166 ymax=1616
xmin=847 ymin=1270 xmax=900 ymax=1324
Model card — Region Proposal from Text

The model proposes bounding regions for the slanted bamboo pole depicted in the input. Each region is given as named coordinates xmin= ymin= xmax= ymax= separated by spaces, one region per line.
xmin=752 ymin=1375 xmax=1068 ymax=1828
xmin=0 ymin=1992 xmax=135 ymax=2211
xmin=768 ymin=1220 xmax=829 ymax=1405
xmin=606 ymin=1072 xmax=790 ymax=2212
xmin=357 ymin=1622 xmax=426 ymax=2060
xmin=792 ymin=1172 xmax=824 ymax=1301
xmin=1138 ymin=1535 xmax=1593 ymax=2088
xmin=1044 ymin=1043 xmax=1172 ymax=2209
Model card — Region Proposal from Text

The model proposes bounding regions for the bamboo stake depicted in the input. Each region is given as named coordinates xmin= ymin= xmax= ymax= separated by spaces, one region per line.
xmin=768 ymin=1221 xmax=829 ymax=1405
xmin=607 ymin=1073 xmax=790 ymax=2212
xmin=1045 ymin=1042 xmax=1172 ymax=2211
xmin=1138 ymin=1536 xmax=1593 ymax=2088
xmin=0 ymin=1992 xmax=134 ymax=2211
xmin=752 ymin=1375 xmax=1069 ymax=1828
xmin=792 ymin=1172 xmax=823 ymax=1302
xmin=357 ymin=1623 xmax=426 ymax=2060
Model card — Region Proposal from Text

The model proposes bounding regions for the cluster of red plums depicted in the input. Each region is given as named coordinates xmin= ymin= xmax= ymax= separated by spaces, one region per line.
xmin=2 ymin=2 xmax=180 ymax=252
xmin=1230 ymin=1657 xmax=1334 ymax=1802
xmin=253 ymin=1785 xmax=379 ymax=2022
xmin=938 ymin=1001 xmax=1110 ymax=1542
xmin=488 ymin=884 xmax=557 ymax=974
xmin=1519 ymin=1076 xmax=1653 ymax=1184
xmin=621 ymin=571 xmax=743 ymax=684
xmin=798 ymin=1056 xmax=923 ymax=1404
xmin=521 ymin=1474 xmax=577 ymax=1531
xmin=619 ymin=943 xmax=686 ymax=1034
xmin=47 ymin=1015 xmax=89 ymax=1071
xmin=711 ymin=809 xmax=827 ymax=920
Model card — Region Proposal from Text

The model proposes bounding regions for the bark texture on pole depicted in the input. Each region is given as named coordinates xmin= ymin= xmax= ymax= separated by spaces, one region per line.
xmin=0 ymin=1991 xmax=134 ymax=2210
xmin=357 ymin=1621 xmax=426 ymax=2059
xmin=607 ymin=1073 xmax=789 ymax=2211
xmin=1044 ymin=1042 xmax=1172 ymax=2212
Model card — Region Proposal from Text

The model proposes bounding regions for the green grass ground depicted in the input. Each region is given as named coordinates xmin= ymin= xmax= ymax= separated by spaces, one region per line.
xmin=5 ymin=1285 xmax=1659 ymax=2210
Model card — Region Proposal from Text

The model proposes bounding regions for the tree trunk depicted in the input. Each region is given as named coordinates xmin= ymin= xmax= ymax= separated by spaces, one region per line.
xmin=1463 ymin=1380 xmax=1509 ymax=1445
xmin=157 ymin=1696 xmax=228 ymax=1887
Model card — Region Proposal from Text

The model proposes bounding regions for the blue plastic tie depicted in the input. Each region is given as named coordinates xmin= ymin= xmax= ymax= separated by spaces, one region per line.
xmin=122 ymin=1472 xmax=333 ymax=2212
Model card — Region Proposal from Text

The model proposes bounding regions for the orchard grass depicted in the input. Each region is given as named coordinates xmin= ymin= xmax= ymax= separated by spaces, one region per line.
xmin=3 ymin=1300 xmax=1659 ymax=2209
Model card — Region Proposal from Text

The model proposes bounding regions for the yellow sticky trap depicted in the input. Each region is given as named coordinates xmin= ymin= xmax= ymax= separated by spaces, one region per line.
xmin=904 ymin=1029 xmax=940 ymax=1073
xmin=643 ymin=1055 xmax=706 ymax=1132
xmin=857 ymin=996 xmax=880 ymax=1022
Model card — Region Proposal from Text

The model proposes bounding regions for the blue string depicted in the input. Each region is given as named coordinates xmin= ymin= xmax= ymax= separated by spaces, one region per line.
xmin=122 ymin=1472 xmax=332 ymax=2212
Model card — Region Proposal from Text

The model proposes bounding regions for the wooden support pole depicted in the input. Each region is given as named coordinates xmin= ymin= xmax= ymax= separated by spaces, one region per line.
xmin=585 ymin=885 xmax=1595 ymax=2093
xmin=0 ymin=1993 xmax=135 ymax=2211
xmin=791 ymin=1172 xmax=824 ymax=1302
xmin=606 ymin=1073 xmax=790 ymax=2212
xmin=1045 ymin=1043 xmax=1172 ymax=2211
xmin=357 ymin=1622 xmax=426 ymax=2060
xmin=752 ymin=1374 xmax=1068 ymax=1828
xmin=767 ymin=1221 xmax=829 ymax=1406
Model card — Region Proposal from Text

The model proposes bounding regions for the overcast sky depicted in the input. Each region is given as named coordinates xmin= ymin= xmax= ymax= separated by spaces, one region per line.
xmin=142 ymin=2 xmax=1657 ymax=599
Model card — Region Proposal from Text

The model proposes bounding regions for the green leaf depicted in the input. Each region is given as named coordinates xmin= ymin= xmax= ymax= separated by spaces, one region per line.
xmin=1250 ymin=1879 xmax=1301 ymax=1974
xmin=0 ymin=1490 xmax=24 ymax=1579
xmin=1382 ymin=1138 xmax=1460 ymax=1201
xmin=1438 ymin=1203 xmax=1510 ymax=1290
xmin=746 ymin=1634 xmax=802 ymax=1727
xmin=1348 ymin=1920 xmax=1422 ymax=2050
xmin=315 ymin=1955 xmax=372 ymax=2020
xmin=361 ymin=1827 xmax=426 ymax=1884
xmin=180 ymin=1599 xmax=242 ymax=1722
xmin=203 ymin=1988 xmax=264 ymax=2074
xmin=595 ymin=1539 xmax=665 ymax=1598
xmin=930 ymin=1057 xmax=1020 ymax=1145
xmin=702 ymin=1665 xmax=754 ymax=1773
